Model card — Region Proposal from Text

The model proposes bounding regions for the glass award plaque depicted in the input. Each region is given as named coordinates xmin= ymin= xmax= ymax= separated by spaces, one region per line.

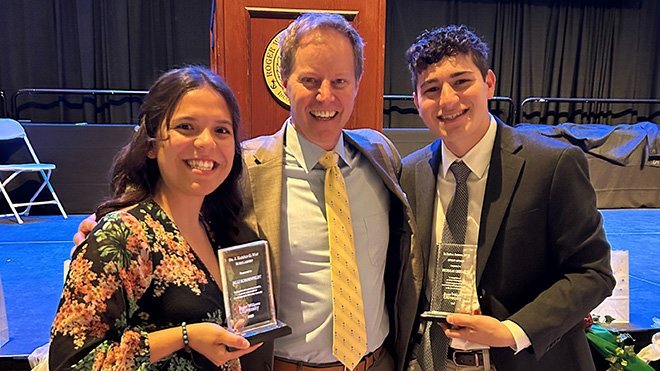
xmin=218 ymin=240 xmax=291 ymax=344
xmin=422 ymin=243 xmax=478 ymax=322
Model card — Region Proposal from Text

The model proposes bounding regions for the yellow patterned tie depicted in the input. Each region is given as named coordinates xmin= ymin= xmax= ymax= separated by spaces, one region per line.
xmin=319 ymin=151 xmax=367 ymax=370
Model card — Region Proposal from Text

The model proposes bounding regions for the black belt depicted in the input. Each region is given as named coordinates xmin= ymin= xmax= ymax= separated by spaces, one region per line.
xmin=447 ymin=347 xmax=484 ymax=367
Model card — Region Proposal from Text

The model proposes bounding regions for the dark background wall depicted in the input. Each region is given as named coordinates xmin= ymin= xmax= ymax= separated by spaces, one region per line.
xmin=0 ymin=0 xmax=212 ymax=123
xmin=0 ymin=0 xmax=214 ymax=214
xmin=384 ymin=0 xmax=660 ymax=127
xmin=0 ymin=0 xmax=659 ymax=214
xmin=2 ymin=0 xmax=659 ymax=126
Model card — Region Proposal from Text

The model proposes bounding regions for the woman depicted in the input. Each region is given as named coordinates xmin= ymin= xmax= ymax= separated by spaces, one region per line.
xmin=49 ymin=66 xmax=260 ymax=370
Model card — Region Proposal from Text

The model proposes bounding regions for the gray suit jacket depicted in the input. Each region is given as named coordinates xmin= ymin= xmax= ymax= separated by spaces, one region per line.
xmin=238 ymin=123 xmax=424 ymax=371
xmin=400 ymin=119 xmax=615 ymax=370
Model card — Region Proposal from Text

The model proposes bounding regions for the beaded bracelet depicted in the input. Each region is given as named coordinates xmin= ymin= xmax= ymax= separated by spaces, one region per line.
xmin=181 ymin=322 xmax=192 ymax=353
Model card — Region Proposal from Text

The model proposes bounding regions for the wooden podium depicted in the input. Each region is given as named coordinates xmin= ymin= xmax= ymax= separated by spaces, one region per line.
xmin=210 ymin=0 xmax=386 ymax=140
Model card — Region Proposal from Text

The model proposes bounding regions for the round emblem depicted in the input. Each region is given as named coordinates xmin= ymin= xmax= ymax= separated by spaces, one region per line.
xmin=262 ymin=29 xmax=290 ymax=108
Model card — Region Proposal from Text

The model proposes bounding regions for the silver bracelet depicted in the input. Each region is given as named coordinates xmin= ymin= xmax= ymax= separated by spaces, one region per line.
xmin=181 ymin=322 xmax=192 ymax=353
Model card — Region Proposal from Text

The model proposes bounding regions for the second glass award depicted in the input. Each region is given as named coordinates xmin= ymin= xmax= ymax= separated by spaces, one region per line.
xmin=421 ymin=243 xmax=478 ymax=322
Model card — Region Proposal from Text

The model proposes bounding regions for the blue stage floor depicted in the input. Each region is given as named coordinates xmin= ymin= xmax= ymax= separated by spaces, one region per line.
xmin=0 ymin=211 xmax=659 ymax=359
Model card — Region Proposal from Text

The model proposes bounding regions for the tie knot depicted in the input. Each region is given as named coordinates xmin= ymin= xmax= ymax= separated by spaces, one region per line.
xmin=319 ymin=151 xmax=339 ymax=169
xmin=450 ymin=161 xmax=471 ymax=184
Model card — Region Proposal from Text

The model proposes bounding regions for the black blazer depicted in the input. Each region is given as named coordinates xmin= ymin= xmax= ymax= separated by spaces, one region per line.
xmin=400 ymin=119 xmax=615 ymax=370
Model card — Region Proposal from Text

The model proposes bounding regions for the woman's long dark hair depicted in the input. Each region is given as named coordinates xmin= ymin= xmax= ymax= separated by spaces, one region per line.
xmin=96 ymin=65 xmax=244 ymax=246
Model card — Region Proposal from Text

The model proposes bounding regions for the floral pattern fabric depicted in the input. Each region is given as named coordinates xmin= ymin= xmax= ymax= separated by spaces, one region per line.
xmin=49 ymin=200 xmax=239 ymax=371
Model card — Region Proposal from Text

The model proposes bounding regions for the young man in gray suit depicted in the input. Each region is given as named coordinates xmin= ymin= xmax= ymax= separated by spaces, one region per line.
xmin=400 ymin=25 xmax=614 ymax=370
xmin=238 ymin=13 xmax=422 ymax=371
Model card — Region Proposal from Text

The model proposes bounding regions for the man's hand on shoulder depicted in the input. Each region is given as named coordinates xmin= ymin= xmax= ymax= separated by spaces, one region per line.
xmin=71 ymin=214 xmax=98 ymax=255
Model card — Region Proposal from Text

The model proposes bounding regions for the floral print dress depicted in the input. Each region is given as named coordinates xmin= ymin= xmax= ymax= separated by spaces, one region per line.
xmin=49 ymin=200 xmax=240 ymax=371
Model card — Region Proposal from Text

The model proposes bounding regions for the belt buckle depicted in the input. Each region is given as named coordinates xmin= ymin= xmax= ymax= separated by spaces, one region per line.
xmin=452 ymin=350 xmax=481 ymax=367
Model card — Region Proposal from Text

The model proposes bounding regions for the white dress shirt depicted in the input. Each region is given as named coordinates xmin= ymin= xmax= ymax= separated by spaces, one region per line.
xmin=274 ymin=121 xmax=390 ymax=363
xmin=426 ymin=115 xmax=531 ymax=352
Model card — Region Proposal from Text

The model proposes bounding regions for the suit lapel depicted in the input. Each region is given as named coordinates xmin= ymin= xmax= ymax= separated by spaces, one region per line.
xmin=245 ymin=126 xmax=285 ymax=300
xmin=416 ymin=140 xmax=442 ymax=268
xmin=477 ymin=122 xmax=524 ymax=285
xmin=344 ymin=132 xmax=401 ymax=198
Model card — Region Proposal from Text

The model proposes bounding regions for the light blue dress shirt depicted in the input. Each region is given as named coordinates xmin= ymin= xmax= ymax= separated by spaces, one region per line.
xmin=273 ymin=121 xmax=391 ymax=363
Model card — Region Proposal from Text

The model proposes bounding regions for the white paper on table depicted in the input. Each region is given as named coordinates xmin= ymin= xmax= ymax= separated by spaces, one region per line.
xmin=592 ymin=250 xmax=629 ymax=323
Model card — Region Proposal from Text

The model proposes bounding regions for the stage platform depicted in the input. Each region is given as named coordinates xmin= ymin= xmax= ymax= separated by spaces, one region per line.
xmin=0 ymin=210 xmax=658 ymax=369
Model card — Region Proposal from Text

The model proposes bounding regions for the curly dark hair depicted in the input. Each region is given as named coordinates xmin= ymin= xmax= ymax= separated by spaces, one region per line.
xmin=96 ymin=65 xmax=244 ymax=246
xmin=405 ymin=25 xmax=490 ymax=90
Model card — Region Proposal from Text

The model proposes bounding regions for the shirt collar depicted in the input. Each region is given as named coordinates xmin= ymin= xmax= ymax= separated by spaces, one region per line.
xmin=440 ymin=114 xmax=497 ymax=179
xmin=285 ymin=118 xmax=350 ymax=172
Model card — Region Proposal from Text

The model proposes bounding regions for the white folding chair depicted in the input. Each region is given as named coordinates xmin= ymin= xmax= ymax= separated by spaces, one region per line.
xmin=0 ymin=118 xmax=67 ymax=224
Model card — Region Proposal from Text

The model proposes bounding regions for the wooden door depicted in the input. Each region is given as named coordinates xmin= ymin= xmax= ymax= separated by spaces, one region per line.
xmin=211 ymin=0 xmax=386 ymax=139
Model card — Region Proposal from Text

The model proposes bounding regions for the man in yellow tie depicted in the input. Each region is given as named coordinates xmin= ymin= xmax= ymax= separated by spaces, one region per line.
xmin=73 ymin=13 xmax=422 ymax=371
xmin=238 ymin=13 xmax=422 ymax=371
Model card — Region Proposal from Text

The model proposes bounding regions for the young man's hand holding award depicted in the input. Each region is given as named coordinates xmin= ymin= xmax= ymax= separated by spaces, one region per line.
xmin=218 ymin=240 xmax=291 ymax=345
xmin=421 ymin=243 xmax=478 ymax=327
